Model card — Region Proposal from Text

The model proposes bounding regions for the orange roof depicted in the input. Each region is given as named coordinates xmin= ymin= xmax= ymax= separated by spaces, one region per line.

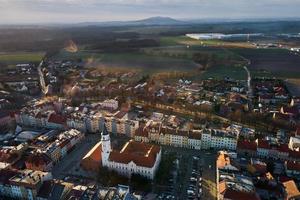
xmin=109 ymin=140 xmax=160 ymax=168
xmin=217 ymin=152 xmax=231 ymax=169
xmin=81 ymin=141 xmax=102 ymax=164
xmin=282 ymin=180 xmax=300 ymax=199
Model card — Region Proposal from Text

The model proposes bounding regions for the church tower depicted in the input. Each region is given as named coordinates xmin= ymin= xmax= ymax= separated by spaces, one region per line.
xmin=101 ymin=123 xmax=111 ymax=167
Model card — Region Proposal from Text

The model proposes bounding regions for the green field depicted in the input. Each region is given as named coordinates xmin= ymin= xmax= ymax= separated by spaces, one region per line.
xmin=0 ymin=52 xmax=45 ymax=64
xmin=49 ymin=36 xmax=258 ymax=80
xmin=51 ymin=36 xmax=250 ymax=79
xmin=201 ymin=65 xmax=247 ymax=80
xmin=53 ymin=50 xmax=200 ymax=73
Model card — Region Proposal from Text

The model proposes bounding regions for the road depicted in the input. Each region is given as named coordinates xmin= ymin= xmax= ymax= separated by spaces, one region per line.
xmin=51 ymin=133 xmax=101 ymax=180
xmin=243 ymin=65 xmax=252 ymax=97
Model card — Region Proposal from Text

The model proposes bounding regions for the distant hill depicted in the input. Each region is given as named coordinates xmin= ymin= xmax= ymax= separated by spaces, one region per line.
xmin=75 ymin=16 xmax=186 ymax=27
xmin=133 ymin=16 xmax=185 ymax=25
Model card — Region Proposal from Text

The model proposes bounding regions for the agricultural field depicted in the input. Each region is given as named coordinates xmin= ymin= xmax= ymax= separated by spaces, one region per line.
xmin=51 ymin=34 xmax=300 ymax=82
xmin=53 ymin=50 xmax=201 ymax=74
xmin=231 ymin=48 xmax=300 ymax=78
xmin=200 ymin=65 xmax=247 ymax=80
xmin=0 ymin=52 xmax=45 ymax=65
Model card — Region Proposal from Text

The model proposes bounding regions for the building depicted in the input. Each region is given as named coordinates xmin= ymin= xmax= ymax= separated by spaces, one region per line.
xmin=285 ymin=161 xmax=300 ymax=177
xmin=134 ymin=126 xmax=150 ymax=143
xmin=288 ymin=136 xmax=300 ymax=150
xmin=101 ymin=99 xmax=118 ymax=110
xmin=81 ymin=141 xmax=102 ymax=172
xmin=101 ymin=124 xmax=161 ymax=179
xmin=237 ymin=140 xmax=257 ymax=157
xmin=8 ymin=169 xmax=52 ymax=200
xmin=25 ymin=153 xmax=53 ymax=172
xmin=188 ymin=130 xmax=202 ymax=150
xmin=282 ymin=180 xmax=300 ymax=200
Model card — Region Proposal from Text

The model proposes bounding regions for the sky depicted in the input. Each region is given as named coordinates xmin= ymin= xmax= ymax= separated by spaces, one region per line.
xmin=1 ymin=0 xmax=300 ymax=24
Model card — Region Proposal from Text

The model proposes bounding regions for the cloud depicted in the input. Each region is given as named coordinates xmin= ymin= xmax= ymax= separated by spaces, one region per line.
xmin=1 ymin=0 xmax=300 ymax=24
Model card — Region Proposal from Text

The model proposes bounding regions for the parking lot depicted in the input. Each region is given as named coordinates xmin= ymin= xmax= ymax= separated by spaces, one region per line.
xmin=155 ymin=146 xmax=217 ymax=200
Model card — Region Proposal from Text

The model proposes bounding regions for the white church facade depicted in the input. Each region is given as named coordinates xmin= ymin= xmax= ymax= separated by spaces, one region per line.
xmin=101 ymin=124 xmax=161 ymax=179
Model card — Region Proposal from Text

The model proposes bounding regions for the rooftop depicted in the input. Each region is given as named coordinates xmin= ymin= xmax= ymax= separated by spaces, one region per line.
xmin=109 ymin=140 xmax=160 ymax=168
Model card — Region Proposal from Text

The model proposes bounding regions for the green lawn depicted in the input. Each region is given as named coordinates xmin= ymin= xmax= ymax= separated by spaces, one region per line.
xmin=0 ymin=52 xmax=45 ymax=64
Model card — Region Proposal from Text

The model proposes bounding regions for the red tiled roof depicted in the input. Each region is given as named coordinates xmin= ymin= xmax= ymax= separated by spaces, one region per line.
xmin=289 ymin=150 xmax=300 ymax=159
xmin=277 ymin=144 xmax=289 ymax=153
xmin=135 ymin=126 xmax=149 ymax=137
xmin=286 ymin=161 xmax=300 ymax=171
xmin=237 ymin=140 xmax=257 ymax=151
xmin=25 ymin=153 xmax=52 ymax=168
xmin=109 ymin=141 xmax=160 ymax=168
xmin=223 ymin=189 xmax=260 ymax=200
xmin=257 ymin=139 xmax=270 ymax=149
xmin=48 ymin=113 xmax=66 ymax=124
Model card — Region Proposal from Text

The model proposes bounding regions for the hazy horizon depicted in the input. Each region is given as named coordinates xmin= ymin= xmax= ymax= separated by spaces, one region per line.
xmin=1 ymin=0 xmax=300 ymax=25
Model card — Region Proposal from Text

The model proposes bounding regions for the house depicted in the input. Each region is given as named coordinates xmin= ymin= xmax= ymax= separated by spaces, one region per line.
xmin=285 ymin=161 xmax=300 ymax=177
xmin=134 ymin=126 xmax=149 ymax=143
xmin=48 ymin=180 xmax=73 ymax=200
xmin=8 ymin=169 xmax=52 ymax=200
xmin=217 ymin=151 xmax=239 ymax=172
xmin=46 ymin=113 xmax=66 ymax=130
xmin=256 ymin=139 xmax=270 ymax=158
xmin=25 ymin=153 xmax=53 ymax=172
xmin=247 ymin=159 xmax=267 ymax=175
xmin=237 ymin=140 xmax=257 ymax=157
xmin=188 ymin=130 xmax=202 ymax=150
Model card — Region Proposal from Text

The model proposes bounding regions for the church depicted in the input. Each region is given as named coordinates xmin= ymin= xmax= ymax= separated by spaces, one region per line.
xmin=101 ymin=124 xmax=161 ymax=179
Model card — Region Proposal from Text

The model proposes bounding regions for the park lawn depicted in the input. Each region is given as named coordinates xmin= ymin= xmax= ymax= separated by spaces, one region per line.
xmin=0 ymin=52 xmax=45 ymax=64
